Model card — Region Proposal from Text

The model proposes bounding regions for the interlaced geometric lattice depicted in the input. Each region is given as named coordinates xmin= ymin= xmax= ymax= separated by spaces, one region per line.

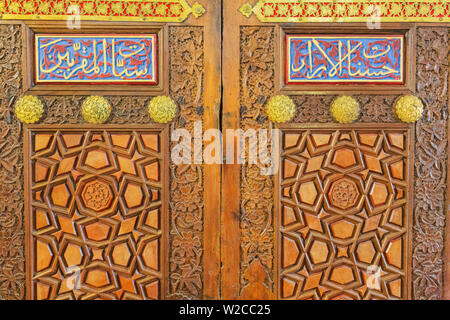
xmin=278 ymin=126 xmax=412 ymax=300
xmin=26 ymin=127 xmax=167 ymax=300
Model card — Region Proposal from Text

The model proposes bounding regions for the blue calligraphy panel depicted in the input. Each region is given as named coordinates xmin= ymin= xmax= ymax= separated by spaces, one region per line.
xmin=35 ymin=34 xmax=157 ymax=84
xmin=286 ymin=35 xmax=403 ymax=84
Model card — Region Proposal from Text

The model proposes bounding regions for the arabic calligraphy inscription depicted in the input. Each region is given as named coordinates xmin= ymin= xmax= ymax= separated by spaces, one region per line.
xmin=286 ymin=35 xmax=404 ymax=84
xmin=35 ymin=34 xmax=157 ymax=84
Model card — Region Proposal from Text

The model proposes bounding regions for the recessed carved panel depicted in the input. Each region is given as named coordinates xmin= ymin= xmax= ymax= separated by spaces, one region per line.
xmin=278 ymin=126 xmax=412 ymax=300
xmin=26 ymin=127 xmax=167 ymax=300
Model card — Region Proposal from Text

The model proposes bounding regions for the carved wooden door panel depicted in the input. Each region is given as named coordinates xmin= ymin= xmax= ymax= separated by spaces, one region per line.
xmin=25 ymin=127 xmax=168 ymax=299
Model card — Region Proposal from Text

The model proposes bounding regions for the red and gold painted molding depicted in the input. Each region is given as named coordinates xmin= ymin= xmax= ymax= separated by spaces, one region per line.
xmin=240 ymin=0 xmax=450 ymax=22
xmin=0 ymin=0 xmax=205 ymax=22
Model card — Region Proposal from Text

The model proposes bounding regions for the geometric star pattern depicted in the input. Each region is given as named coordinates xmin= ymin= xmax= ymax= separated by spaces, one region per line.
xmin=278 ymin=127 xmax=412 ymax=300
xmin=26 ymin=127 xmax=167 ymax=300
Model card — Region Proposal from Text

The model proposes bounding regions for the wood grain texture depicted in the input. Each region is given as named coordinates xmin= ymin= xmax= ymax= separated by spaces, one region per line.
xmin=221 ymin=0 xmax=243 ymax=299
xmin=199 ymin=0 xmax=222 ymax=300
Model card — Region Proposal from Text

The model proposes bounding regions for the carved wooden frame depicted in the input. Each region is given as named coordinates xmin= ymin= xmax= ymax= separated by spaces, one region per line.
xmin=22 ymin=21 xmax=168 ymax=96
xmin=275 ymin=23 xmax=416 ymax=95
xmin=274 ymin=123 xmax=415 ymax=299
xmin=23 ymin=124 xmax=170 ymax=299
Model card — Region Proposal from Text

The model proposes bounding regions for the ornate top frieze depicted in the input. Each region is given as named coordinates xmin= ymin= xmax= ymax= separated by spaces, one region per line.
xmin=240 ymin=0 xmax=450 ymax=23
xmin=0 ymin=0 xmax=205 ymax=22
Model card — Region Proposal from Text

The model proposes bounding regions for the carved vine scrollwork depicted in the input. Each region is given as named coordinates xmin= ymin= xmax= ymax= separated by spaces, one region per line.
xmin=0 ymin=24 xmax=25 ymax=300
xmin=41 ymin=96 xmax=153 ymax=124
xmin=168 ymin=26 xmax=204 ymax=300
xmin=240 ymin=26 xmax=275 ymax=294
xmin=292 ymin=95 xmax=397 ymax=123
xmin=412 ymin=28 xmax=448 ymax=300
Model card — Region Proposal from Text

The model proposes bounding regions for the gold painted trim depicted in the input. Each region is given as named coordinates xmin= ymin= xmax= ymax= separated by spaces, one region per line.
xmin=0 ymin=0 xmax=205 ymax=22
xmin=240 ymin=0 xmax=450 ymax=23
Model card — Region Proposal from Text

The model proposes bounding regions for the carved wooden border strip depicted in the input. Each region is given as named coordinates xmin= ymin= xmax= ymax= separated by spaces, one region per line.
xmin=167 ymin=26 xmax=205 ymax=300
xmin=239 ymin=26 xmax=276 ymax=299
xmin=412 ymin=27 xmax=448 ymax=300
xmin=0 ymin=24 xmax=26 ymax=300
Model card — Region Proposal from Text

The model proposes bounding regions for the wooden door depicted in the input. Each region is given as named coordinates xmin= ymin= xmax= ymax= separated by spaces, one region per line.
xmin=0 ymin=0 xmax=221 ymax=300
xmin=221 ymin=1 xmax=449 ymax=300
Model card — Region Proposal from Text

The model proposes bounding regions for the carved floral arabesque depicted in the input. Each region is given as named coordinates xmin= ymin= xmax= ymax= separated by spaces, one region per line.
xmin=292 ymin=95 xmax=398 ymax=123
xmin=168 ymin=26 xmax=204 ymax=300
xmin=0 ymin=24 xmax=25 ymax=300
xmin=412 ymin=28 xmax=448 ymax=300
xmin=82 ymin=181 xmax=113 ymax=212
xmin=240 ymin=27 xmax=276 ymax=294
xmin=329 ymin=179 xmax=359 ymax=210
xmin=0 ymin=24 xmax=204 ymax=300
